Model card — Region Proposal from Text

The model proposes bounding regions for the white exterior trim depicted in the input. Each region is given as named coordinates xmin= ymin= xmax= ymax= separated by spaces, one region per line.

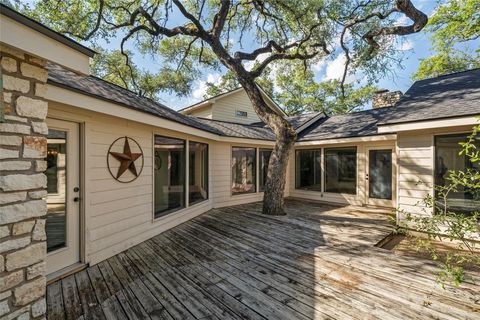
xmin=295 ymin=134 xmax=397 ymax=146
xmin=0 ymin=15 xmax=90 ymax=74
xmin=378 ymin=116 xmax=479 ymax=133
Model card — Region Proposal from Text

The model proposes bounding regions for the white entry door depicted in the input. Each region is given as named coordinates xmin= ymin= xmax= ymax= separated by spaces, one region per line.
xmin=45 ymin=118 xmax=81 ymax=275
xmin=366 ymin=148 xmax=395 ymax=207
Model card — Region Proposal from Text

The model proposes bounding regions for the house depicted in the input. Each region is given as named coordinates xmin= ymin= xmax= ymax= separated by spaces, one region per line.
xmin=0 ymin=5 xmax=479 ymax=319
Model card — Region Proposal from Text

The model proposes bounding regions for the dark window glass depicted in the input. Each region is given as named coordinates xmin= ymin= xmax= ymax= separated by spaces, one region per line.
xmin=236 ymin=110 xmax=248 ymax=117
xmin=435 ymin=134 xmax=480 ymax=213
xmin=232 ymin=147 xmax=256 ymax=194
xmin=189 ymin=141 xmax=208 ymax=205
xmin=259 ymin=149 xmax=272 ymax=192
xmin=369 ymin=149 xmax=392 ymax=200
xmin=325 ymin=147 xmax=357 ymax=194
xmin=295 ymin=149 xmax=321 ymax=191
xmin=154 ymin=135 xmax=185 ymax=218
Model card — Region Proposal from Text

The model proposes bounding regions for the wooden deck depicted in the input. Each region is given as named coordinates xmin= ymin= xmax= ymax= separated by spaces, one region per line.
xmin=47 ymin=200 xmax=480 ymax=320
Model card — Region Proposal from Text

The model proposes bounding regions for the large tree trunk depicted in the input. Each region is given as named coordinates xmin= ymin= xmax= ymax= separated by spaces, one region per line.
xmin=238 ymin=78 xmax=297 ymax=215
xmin=262 ymin=128 xmax=296 ymax=215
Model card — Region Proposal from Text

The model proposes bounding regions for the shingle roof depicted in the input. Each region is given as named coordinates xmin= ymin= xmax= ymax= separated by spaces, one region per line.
xmin=286 ymin=112 xmax=326 ymax=129
xmin=379 ymin=68 xmax=480 ymax=125
xmin=47 ymin=64 xmax=224 ymax=135
xmin=192 ymin=118 xmax=276 ymax=140
xmin=297 ymin=107 xmax=393 ymax=141
xmin=47 ymin=64 xmax=480 ymax=142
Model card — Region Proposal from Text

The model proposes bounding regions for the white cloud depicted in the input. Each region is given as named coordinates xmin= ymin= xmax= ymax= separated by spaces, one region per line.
xmin=325 ymin=54 xmax=347 ymax=80
xmin=399 ymin=40 xmax=414 ymax=51
xmin=244 ymin=52 xmax=270 ymax=71
xmin=192 ymin=73 xmax=221 ymax=100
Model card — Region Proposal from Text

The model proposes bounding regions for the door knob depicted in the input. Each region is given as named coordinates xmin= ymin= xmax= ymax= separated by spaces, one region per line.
xmin=73 ymin=197 xmax=80 ymax=202
xmin=74 ymin=187 xmax=80 ymax=192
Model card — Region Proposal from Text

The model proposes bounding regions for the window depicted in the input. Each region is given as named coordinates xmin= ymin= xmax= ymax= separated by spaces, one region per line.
xmin=232 ymin=147 xmax=256 ymax=194
xmin=189 ymin=141 xmax=208 ymax=205
xmin=295 ymin=149 xmax=321 ymax=191
xmin=325 ymin=147 xmax=357 ymax=194
xmin=259 ymin=149 xmax=273 ymax=192
xmin=235 ymin=110 xmax=248 ymax=118
xmin=435 ymin=133 xmax=480 ymax=213
xmin=154 ymin=135 xmax=185 ymax=218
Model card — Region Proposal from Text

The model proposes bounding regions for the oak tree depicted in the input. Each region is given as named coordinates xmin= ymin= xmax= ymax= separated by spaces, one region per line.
xmin=20 ymin=0 xmax=428 ymax=215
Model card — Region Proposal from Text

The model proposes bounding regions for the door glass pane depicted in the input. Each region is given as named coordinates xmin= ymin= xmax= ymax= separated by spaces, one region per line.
xmin=325 ymin=147 xmax=357 ymax=194
xmin=231 ymin=147 xmax=256 ymax=195
xmin=295 ymin=149 xmax=321 ymax=191
xmin=154 ymin=135 xmax=185 ymax=218
xmin=46 ymin=129 xmax=67 ymax=252
xmin=369 ymin=149 xmax=392 ymax=200
xmin=189 ymin=141 xmax=208 ymax=205
xmin=259 ymin=149 xmax=272 ymax=192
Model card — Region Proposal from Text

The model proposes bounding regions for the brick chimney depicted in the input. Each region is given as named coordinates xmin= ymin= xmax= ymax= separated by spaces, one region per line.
xmin=372 ymin=90 xmax=402 ymax=108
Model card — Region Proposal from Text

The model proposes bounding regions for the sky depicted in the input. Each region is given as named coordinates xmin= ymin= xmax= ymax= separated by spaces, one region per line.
xmin=18 ymin=0 xmax=455 ymax=111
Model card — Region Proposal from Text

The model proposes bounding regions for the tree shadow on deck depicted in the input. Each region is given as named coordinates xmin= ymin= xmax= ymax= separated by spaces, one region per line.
xmin=46 ymin=199 xmax=480 ymax=319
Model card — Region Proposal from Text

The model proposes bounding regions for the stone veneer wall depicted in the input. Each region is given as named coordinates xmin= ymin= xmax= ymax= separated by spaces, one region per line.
xmin=0 ymin=45 xmax=48 ymax=319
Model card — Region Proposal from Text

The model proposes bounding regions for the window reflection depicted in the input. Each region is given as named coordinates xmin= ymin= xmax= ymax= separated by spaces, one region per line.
xmin=435 ymin=133 xmax=480 ymax=213
xmin=46 ymin=129 xmax=67 ymax=252
xmin=295 ymin=149 xmax=321 ymax=191
xmin=232 ymin=147 xmax=256 ymax=194
xmin=189 ymin=141 xmax=208 ymax=205
xmin=325 ymin=147 xmax=357 ymax=194
xmin=154 ymin=135 xmax=185 ymax=218
xmin=259 ymin=149 xmax=272 ymax=192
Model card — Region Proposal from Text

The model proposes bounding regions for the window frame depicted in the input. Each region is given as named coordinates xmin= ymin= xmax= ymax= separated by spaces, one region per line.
xmin=324 ymin=146 xmax=358 ymax=195
xmin=231 ymin=146 xmax=257 ymax=195
xmin=295 ymin=148 xmax=322 ymax=192
xmin=259 ymin=148 xmax=273 ymax=192
xmin=188 ymin=140 xmax=209 ymax=206
xmin=235 ymin=110 xmax=248 ymax=118
xmin=153 ymin=134 xmax=187 ymax=219
xmin=433 ymin=131 xmax=479 ymax=214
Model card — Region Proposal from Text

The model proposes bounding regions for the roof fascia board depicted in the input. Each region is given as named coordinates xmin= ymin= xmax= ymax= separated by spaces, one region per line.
xmin=295 ymin=112 xmax=328 ymax=133
xmin=181 ymin=86 xmax=287 ymax=118
xmin=378 ymin=116 xmax=479 ymax=133
xmin=1 ymin=15 xmax=90 ymax=74
xmin=180 ymin=88 xmax=242 ymax=113
xmin=0 ymin=4 xmax=95 ymax=57
xmin=295 ymin=134 xmax=397 ymax=146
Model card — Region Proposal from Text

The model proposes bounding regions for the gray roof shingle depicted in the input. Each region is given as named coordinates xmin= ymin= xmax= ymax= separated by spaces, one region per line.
xmin=379 ymin=68 xmax=480 ymax=125
xmin=47 ymin=64 xmax=480 ymax=142
xmin=46 ymin=63 xmax=224 ymax=135
xmin=193 ymin=118 xmax=276 ymax=140
xmin=297 ymin=107 xmax=392 ymax=141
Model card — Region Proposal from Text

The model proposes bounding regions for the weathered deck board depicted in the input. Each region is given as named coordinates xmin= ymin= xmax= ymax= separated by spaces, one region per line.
xmin=47 ymin=200 xmax=480 ymax=319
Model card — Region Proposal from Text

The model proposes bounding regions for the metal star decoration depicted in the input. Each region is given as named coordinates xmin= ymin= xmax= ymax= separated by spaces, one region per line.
xmin=109 ymin=137 xmax=142 ymax=179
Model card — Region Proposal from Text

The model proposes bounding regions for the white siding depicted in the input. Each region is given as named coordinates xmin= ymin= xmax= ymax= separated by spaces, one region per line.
xmin=397 ymin=132 xmax=434 ymax=218
xmin=48 ymin=103 xmax=214 ymax=265
xmin=211 ymin=90 xmax=262 ymax=124
xmin=188 ymin=105 xmax=213 ymax=118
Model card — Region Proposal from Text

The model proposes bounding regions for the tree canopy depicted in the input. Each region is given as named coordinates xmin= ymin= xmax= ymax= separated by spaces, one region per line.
xmin=205 ymin=61 xmax=378 ymax=115
xmin=12 ymin=0 xmax=428 ymax=215
xmin=17 ymin=0 xmax=426 ymax=113
xmin=413 ymin=0 xmax=480 ymax=80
